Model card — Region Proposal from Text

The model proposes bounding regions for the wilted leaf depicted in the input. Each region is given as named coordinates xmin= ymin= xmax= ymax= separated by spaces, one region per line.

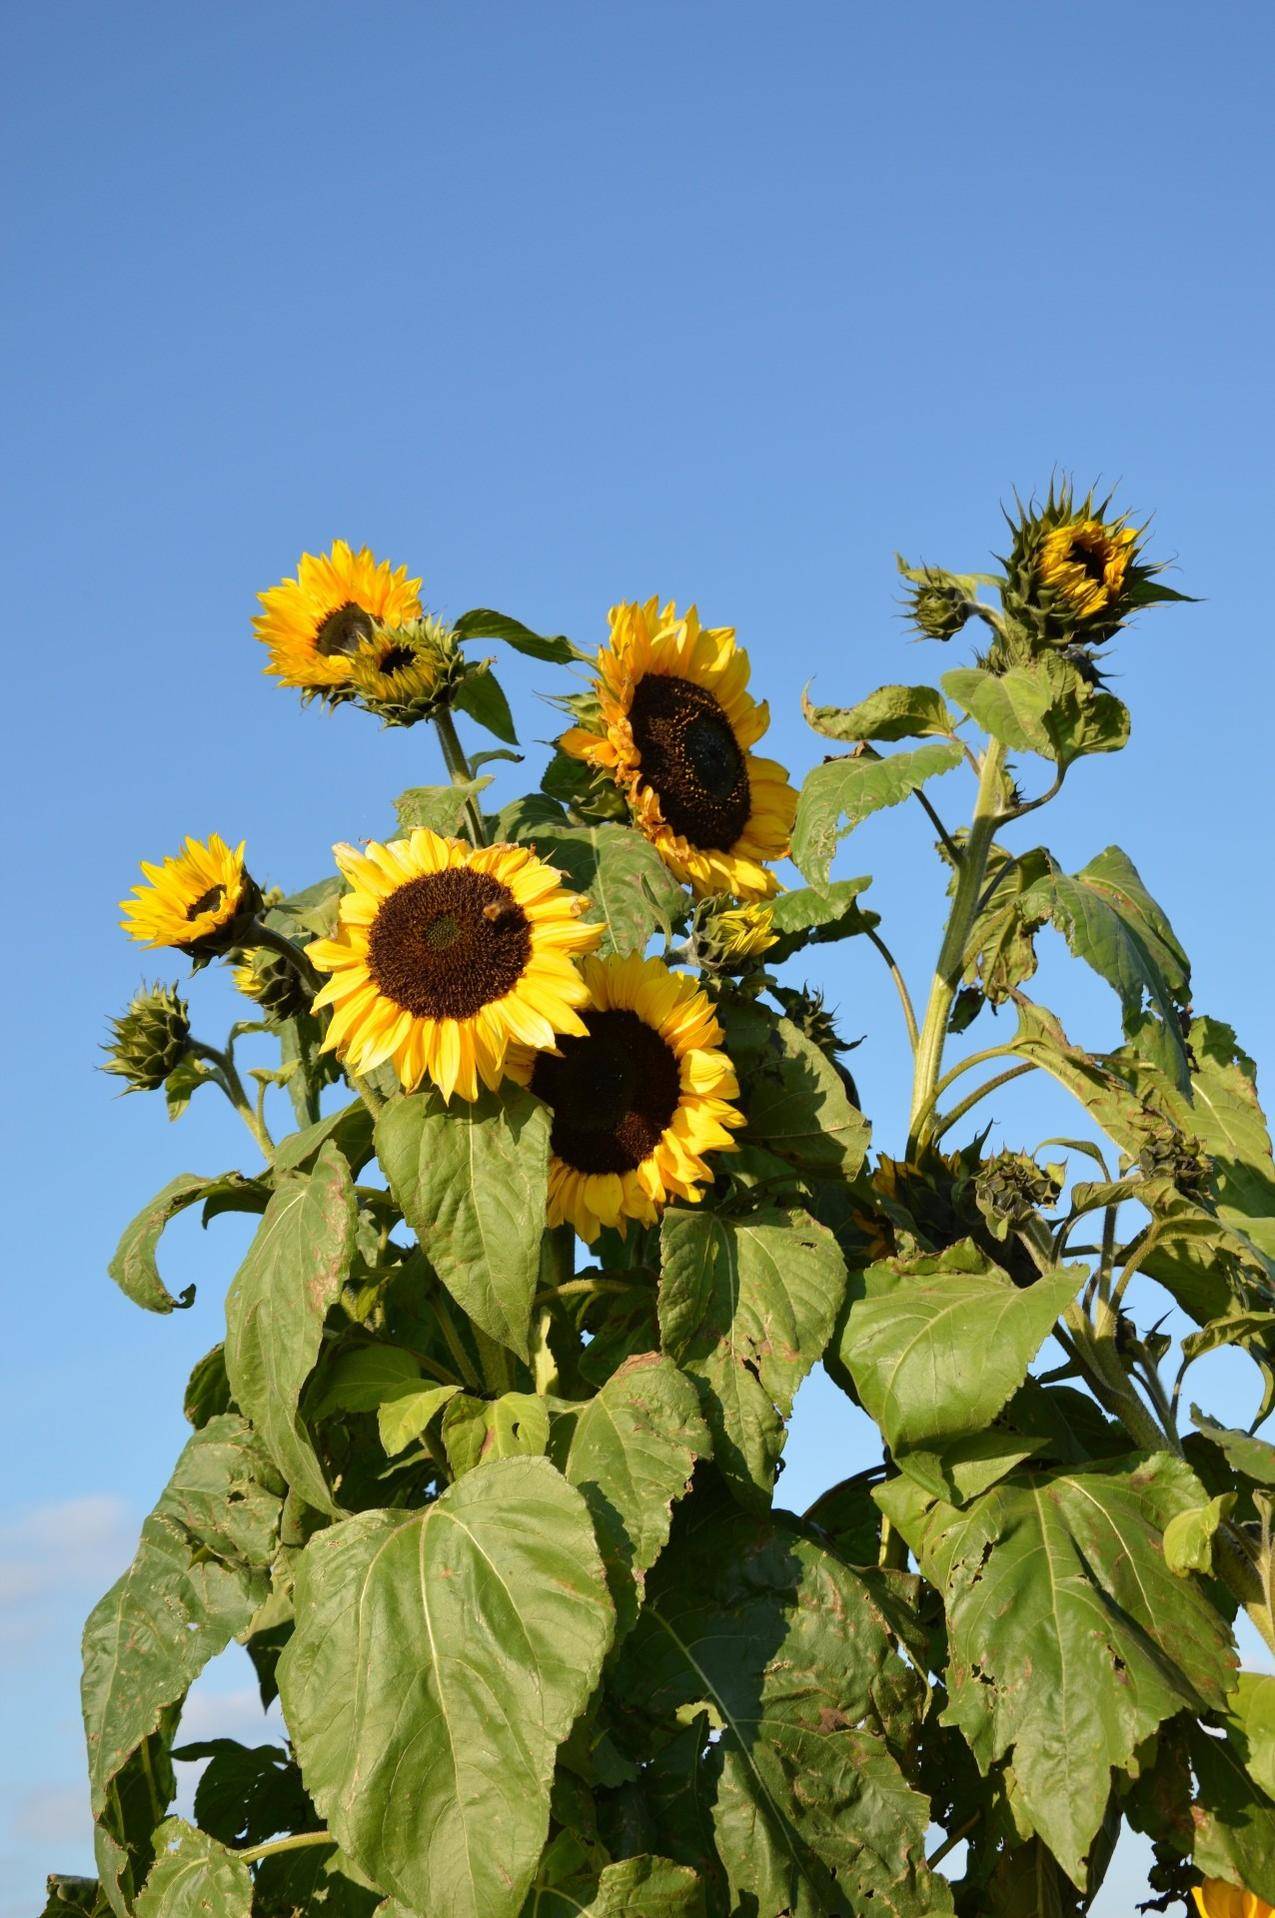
xmin=803 ymin=683 xmax=954 ymax=744
xmin=134 ymin=1820 xmax=251 ymax=1916
xmin=109 ymin=1173 xmax=265 ymax=1313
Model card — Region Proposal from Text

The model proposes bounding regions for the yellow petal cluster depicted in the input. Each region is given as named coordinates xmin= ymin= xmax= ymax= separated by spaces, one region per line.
xmin=120 ymin=834 xmax=249 ymax=951
xmin=1193 ymin=1881 xmax=1273 ymax=1918
xmin=1037 ymin=516 xmax=1137 ymax=622
xmin=254 ymin=539 xmax=423 ymax=695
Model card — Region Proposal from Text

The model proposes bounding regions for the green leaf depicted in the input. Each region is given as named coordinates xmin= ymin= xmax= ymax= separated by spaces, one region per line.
xmin=836 ymin=1242 xmax=1082 ymax=1465
xmin=500 ymin=809 xmax=686 ymax=955
xmin=442 ymin=1390 xmax=552 ymax=1475
xmin=376 ymin=1084 xmax=550 ymax=1362
xmin=1163 ymin=1493 xmax=1237 ymax=1574
xmin=377 ymin=1381 xmax=461 ymax=1456
xmin=454 ymin=662 xmax=519 ymax=743
xmin=1228 ymin=1671 xmax=1275 ymax=1800
xmin=83 ymin=1416 xmax=282 ymax=1823
xmin=1181 ymin=1017 xmax=1275 ymax=1268
xmin=1020 ymin=846 xmax=1192 ymax=1088
xmin=224 ymin=1144 xmax=357 ymax=1515
xmin=1189 ymin=1719 xmax=1275 ymax=1904
xmin=562 ymin=1351 xmax=710 ymax=1639
xmin=723 ymin=1001 xmax=870 ymax=1178
xmin=278 ymin=1457 xmax=615 ymax=1918
xmin=109 ymin=1173 xmax=264 ymax=1313
xmin=659 ymin=1207 xmax=847 ymax=1508
xmin=40 ymin=1879 xmax=103 ymax=1918
xmin=616 ymin=1507 xmax=950 ymax=1917
xmin=271 ymin=1098 xmax=376 ymax=1177
xmin=943 ymin=657 xmax=1129 ymax=767
xmin=802 ymin=682 xmax=954 ymax=743
xmin=183 ymin=1344 xmax=233 ymax=1428
xmin=311 ymin=1343 xmax=420 ymax=1418
xmin=453 ymin=607 xmax=582 ymax=664
xmin=163 ymin=1056 xmax=218 ymax=1122
xmin=581 ymin=1856 xmax=705 ymax=1916
xmin=166 ymin=1739 xmax=311 ymax=1849
xmin=914 ymin=1455 xmax=1237 ymax=1881
xmin=393 ymin=779 xmax=492 ymax=837
xmin=767 ymin=878 xmax=876 ymax=961
xmin=1191 ymin=1410 xmax=1275 ymax=1487
xmin=135 ymin=1821 xmax=251 ymax=1916
xmin=1181 ymin=1310 xmax=1275 ymax=1369
xmin=960 ymin=846 xmax=1054 ymax=1004
xmin=792 ymin=741 xmax=964 ymax=888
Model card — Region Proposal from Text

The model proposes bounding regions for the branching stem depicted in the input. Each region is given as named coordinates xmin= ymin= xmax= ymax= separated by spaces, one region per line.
xmin=433 ymin=707 xmax=489 ymax=847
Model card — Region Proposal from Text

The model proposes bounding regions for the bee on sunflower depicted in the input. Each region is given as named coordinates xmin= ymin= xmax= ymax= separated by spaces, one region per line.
xmin=559 ymin=597 xmax=797 ymax=901
xmin=307 ymin=829 xmax=602 ymax=1102
xmin=254 ymin=539 xmax=423 ymax=700
xmin=507 ymin=952 xmax=744 ymax=1243
xmin=120 ymin=834 xmax=260 ymax=962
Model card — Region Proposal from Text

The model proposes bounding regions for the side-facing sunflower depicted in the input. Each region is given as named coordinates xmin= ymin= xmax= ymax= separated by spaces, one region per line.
xmin=560 ymin=597 xmax=797 ymax=900
xmin=121 ymin=834 xmax=259 ymax=959
xmin=307 ymin=829 xmax=602 ymax=1101
xmin=254 ymin=540 xmax=423 ymax=698
xmin=508 ymin=952 xmax=743 ymax=1242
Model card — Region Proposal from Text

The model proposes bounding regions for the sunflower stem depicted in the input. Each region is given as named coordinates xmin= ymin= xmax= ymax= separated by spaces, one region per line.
xmin=907 ymin=737 xmax=1007 ymax=1151
xmin=191 ymin=1041 xmax=275 ymax=1162
xmin=248 ymin=921 xmax=325 ymax=996
xmin=929 ymin=1060 xmax=1038 ymax=1142
xmin=863 ymin=927 xmax=919 ymax=1053
xmin=433 ymin=708 xmax=489 ymax=847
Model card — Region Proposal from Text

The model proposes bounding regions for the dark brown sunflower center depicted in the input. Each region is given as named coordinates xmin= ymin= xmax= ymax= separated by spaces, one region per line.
xmin=314 ymin=600 xmax=377 ymax=658
xmin=1066 ymin=536 xmax=1108 ymax=585
xmin=376 ymin=644 xmax=417 ymax=676
xmin=187 ymin=884 xmax=226 ymax=920
xmin=627 ymin=673 xmax=751 ymax=850
xmin=367 ymin=870 xmax=531 ymax=1019
xmin=530 ymin=1008 xmax=681 ymax=1175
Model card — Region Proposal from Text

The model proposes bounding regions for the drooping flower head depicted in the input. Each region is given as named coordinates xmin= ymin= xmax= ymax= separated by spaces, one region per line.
xmin=254 ymin=540 xmax=423 ymax=698
xmin=232 ymin=946 xmax=313 ymax=1024
xmin=509 ymin=952 xmax=744 ymax=1242
xmin=344 ymin=615 xmax=465 ymax=727
xmin=120 ymin=835 xmax=259 ymax=960
xmin=560 ymin=598 xmax=797 ymax=900
xmin=308 ymin=830 xmax=602 ymax=1101
xmin=102 ymin=982 xmax=191 ymax=1093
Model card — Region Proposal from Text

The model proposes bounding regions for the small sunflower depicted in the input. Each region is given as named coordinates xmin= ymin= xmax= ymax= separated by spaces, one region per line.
xmin=254 ymin=540 xmax=423 ymax=698
xmin=307 ymin=830 xmax=602 ymax=1101
xmin=121 ymin=835 xmax=258 ymax=959
xmin=1193 ymin=1881 xmax=1273 ymax=1918
xmin=560 ymin=597 xmax=797 ymax=901
xmin=1036 ymin=515 xmax=1137 ymax=622
xmin=508 ymin=952 xmax=744 ymax=1243
xmin=345 ymin=615 xmax=464 ymax=727
xmin=695 ymin=897 xmax=777 ymax=972
xmin=232 ymin=946 xmax=313 ymax=1024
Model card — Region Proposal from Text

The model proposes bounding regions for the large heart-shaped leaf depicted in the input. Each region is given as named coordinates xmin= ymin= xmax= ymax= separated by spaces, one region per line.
xmin=278 ymin=1457 xmax=614 ymax=1918
xmin=792 ymin=741 xmax=964 ymax=888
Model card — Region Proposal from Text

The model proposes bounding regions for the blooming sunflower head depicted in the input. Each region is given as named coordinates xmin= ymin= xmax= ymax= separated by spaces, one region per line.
xmin=254 ymin=540 xmax=423 ymax=700
xmin=344 ymin=615 xmax=465 ymax=727
xmin=508 ymin=952 xmax=744 ymax=1243
xmin=121 ymin=835 xmax=260 ymax=963
xmin=307 ymin=830 xmax=602 ymax=1102
xmin=1193 ymin=1880 xmax=1273 ymax=1918
xmin=102 ymin=982 xmax=191 ymax=1093
xmin=559 ymin=597 xmax=797 ymax=902
xmin=999 ymin=482 xmax=1184 ymax=652
xmin=232 ymin=946 xmax=313 ymax=1024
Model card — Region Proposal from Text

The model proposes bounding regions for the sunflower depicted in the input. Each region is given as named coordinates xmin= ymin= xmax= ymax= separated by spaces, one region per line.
xmin=254 ymin=540 xmax=423 ymax=697
xmin=560 ymin=597 xmax=797 ymax=901
xmin=344 ymin=615 xmax=464 ymax=727
xmin=1036 ymin=515 xmax=1137 ymax=622
xmin=1193 ymin=1882 xmax=1272 ymax=1918
xmin=508 ymin=952 xmax=744 ymax=1243
xmin=121 ymin=835 xmax=258 ymax=957
xmin=307 ymin=830 xmax=602 ymax=1101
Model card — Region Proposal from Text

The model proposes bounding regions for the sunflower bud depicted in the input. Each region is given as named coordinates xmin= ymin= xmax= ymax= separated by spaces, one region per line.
xmin=906 ymin=569 xmax=973 ymax=642
xmin=999 ymin=482 xmax=1160 ymax=653
xmin=345 ymin=615 xmax=465 ymax=727
xmin=972 ymin=1150 xmax=1062 ymax=1242
xmin=232 ymin=946 xmax=313 ymax=1024
xmin=692 ymin=897 xmax=777 ymax=974
xmin=102 ymin=983 xmax=191 ymax=1093
xmin=771 ymin=984 xmax=861 ymax=1107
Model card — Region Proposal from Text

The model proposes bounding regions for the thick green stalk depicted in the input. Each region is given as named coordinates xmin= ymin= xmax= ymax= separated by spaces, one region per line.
xmin=908 ymin=738 xmax=1007 ymax=1148
xmin=433 ymin=707 xmax=488 ymax=848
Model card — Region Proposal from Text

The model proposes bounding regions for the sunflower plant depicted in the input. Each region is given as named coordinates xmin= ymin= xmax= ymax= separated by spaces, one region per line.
xmin=44 ymin=500 xmax=1275 ymax=1918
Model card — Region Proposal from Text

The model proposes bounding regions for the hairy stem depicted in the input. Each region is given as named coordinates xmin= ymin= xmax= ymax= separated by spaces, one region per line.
xmin=930 ymin=1061 xmax=1038 ymax=1142
xmin=234 ymin=1829 xmax=333 ymax=1865
xmin=864 ymin=926 xmax=919 ymax=1052
xmin=908 ymin=737 xmax=1007 ymax=1148
xmin=248 ymin=919 xmax=325 ymax=996
xmin=433 ymin=707 xmax=489 ymax=848
xmin=191 ymin=1041 xmax=275 ymax=1161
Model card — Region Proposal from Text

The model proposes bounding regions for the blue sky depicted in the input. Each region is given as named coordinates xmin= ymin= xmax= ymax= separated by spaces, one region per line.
xmin=3 ymin=1 xmax=1274 ymax=1909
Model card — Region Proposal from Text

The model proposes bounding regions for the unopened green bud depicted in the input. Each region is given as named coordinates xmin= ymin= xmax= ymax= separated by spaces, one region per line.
xmin=102 ymin=983 xmax=191 ymax=1093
